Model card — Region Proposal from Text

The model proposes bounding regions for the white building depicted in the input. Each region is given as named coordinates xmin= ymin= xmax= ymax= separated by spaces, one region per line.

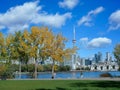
xmin=90 ymin=61 xmax=119 ymax=71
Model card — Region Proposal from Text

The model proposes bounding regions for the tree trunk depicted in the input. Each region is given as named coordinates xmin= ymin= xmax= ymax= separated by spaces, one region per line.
xmin=19 ymin=60 xmax=21 ymax=79
xmin=51 ymin=60 xmax=55 ymax=79
xmin=34 ymin=59 xmax=37 ymax=79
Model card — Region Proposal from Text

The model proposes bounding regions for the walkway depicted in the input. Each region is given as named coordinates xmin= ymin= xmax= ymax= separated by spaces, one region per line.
xmin=7 ymin=78 xmax=120 ymax=81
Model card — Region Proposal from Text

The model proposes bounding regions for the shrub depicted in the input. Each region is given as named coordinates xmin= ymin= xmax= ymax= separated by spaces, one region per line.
xmin=65 ymin=65 xmax=71 ymax=71
xmin=10 ymin=64 xmax=19 ymax=72
xmin=76 ymin=67 xmax=80 ymax=70
xmin=58 ymin=65 xmax=71 ymax=72
xmin=0 ymin=65 xmax=7 ymax=78
xmin=27 ymin=64 xmax=35 ymax=72
xmin=118 ymin=67 xmax=120 ymax=71
xmin=0 ymin=65 xmax=15 ymax=79
xmin=37 ymin=65 xmax=44 ymax=72
xmin=21 ymin=65 xmax=27 ymax=72
xmin=100 ymin=73 xmax=112 ymax=77
xmin=84 ymin=67 xmax=90 ymax=71
xmin=43 ymin=64 xmax=52 ymax=71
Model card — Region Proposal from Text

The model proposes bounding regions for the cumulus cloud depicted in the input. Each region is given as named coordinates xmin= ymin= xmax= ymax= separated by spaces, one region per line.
xmin=88 ymin=37 xmax=112 ymax=48
xmin=79 ymin=37 xmax=112 ymax=48
xmin=0 ymin=1 xmax=72 ymax=33
xmin=58 ymin=0 xmax=79 ymax=9
xmin=109 ymin=10 xmax=120 ymax=30
xmin=78 ymin=6 xmax=104 ymax=26
xmin=32 ymin=12 xmax=72 ymax=28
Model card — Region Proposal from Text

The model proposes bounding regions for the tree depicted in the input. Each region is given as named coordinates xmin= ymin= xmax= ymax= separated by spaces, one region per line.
xmin=0 ymin=32 xmax=7 ymax=62
xmin=12 ymin=31 xmax=27 ymax=79
xmin=44 ymin=33 xmax=77 ymax=79
xmin=19 ymin=30 xmax=31 ymax=64
xmin=0 ymin=26 xmax=77 ymax=79
xmin=28 ymin=26 xmax=77 ymax=79
xmin=6 ymin=34 xmax=15 ymax=64
xmin=114 ymin=44 xmax=120 ymax=66
xmin=29 ymin=26 xmax=50 ymax=78
xmin=0 ymin=33 xmax=13 ymax=79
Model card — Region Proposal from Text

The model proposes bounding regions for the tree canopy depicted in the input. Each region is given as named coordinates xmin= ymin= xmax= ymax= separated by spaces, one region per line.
xmin=114 ymin=44 xmax=120 ymax=64
xmin=0 ymin=26 xmax=77 ymax=78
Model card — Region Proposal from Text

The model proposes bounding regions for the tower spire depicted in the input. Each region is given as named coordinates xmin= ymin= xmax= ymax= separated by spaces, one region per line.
xmin=73 ymin=26 xmax=76 ymax=40
xmin=72 ymin=26 xmax=76 ymax=46
xmin=71 ymin=26 xmax=76 ymax=70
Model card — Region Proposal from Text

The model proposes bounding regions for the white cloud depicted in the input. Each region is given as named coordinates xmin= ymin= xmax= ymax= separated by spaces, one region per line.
xmin=80 ymin=37 xmax=88 ymax=47
xmin=88 ymin=37 xmax=112 ymax=48
xmin=78 ymin=6 xmax=104 ymax=26
xmin=58 ymin=0 xmax=79 ymax=9
xmin=0 ymin=1 xmax=72 ymax=33
xmin=80 ymin=37 xmax=112 ymax=49
xmin=0 ymin=1 xmax=41 ymax=33
xmin=109 ymin=10 xmax=120 ymax=30
xmin=80 ymin=37 xmax=88 ymax=42
xmin=32 ymin=12 xmax=72 ymax=28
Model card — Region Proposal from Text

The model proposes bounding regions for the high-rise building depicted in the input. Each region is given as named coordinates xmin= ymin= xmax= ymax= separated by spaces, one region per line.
xmin=80 ymin=58 xmax=85 ymax=66
xmin=98 ymin=52 xmax=102 ymax=62
xmin=106 ymin=52 xmax=111 ymax=62
xmin=85 ymin=59 xmax=91 ymax=66
xmin=94 ymin=54 xmax=98 ymax=63
xmin=94 ymin=52 xmax=102 ymax=63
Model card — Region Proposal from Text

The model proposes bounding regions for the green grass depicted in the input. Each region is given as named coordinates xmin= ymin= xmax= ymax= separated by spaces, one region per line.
xmin=0 ymin=80 xmax=120 ymax=90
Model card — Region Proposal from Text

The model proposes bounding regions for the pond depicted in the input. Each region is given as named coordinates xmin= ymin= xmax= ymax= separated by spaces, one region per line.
xmin=15 ymin=71 xmax=120 ymax=79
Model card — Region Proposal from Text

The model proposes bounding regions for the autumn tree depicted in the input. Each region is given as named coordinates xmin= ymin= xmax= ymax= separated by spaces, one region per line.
xmin=6 ymin=34 xmax=16 ymax=63
xmin=28 ymin=26 xmax=77 ymax=79
xmin=29 ymin=27 xmax=50 ymax=78
xmin=0 ymin=26 xmax=77 ymax=79
xmin=0 ymin=33 xmax=14 ymax=78
xmin=43 ymin=33 xmax=77 ymax=79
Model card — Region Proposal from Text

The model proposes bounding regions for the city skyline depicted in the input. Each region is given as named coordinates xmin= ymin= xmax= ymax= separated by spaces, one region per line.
xmin=0 ymin=0 xmax=120 ymax=58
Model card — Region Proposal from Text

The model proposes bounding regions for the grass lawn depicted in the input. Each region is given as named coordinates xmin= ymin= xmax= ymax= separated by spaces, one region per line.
xmin=0 ymin=80 xmax=120 ymax=90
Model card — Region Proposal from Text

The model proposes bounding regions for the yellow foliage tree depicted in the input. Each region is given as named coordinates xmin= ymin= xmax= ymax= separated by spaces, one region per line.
xmin=42 ymin=33 xmax=77 ymax=79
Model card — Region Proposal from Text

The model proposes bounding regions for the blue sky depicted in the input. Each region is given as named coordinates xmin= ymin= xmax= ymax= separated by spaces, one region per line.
xmin=0 ymin=0 xmax=120 ymax=59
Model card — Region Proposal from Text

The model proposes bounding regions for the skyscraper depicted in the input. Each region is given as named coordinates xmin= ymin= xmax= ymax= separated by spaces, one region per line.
xmin=94 ymin=52 xmax=102 ymax=63
xmin=106 ymin=52 xmax=111 ymax=62
xmin=98 ymin=52 xmax=102 ymax=62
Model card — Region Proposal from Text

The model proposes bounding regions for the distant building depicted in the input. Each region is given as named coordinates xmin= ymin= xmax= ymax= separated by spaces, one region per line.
xmin=90 ymin=52 xmax=119 ymax=71
xmin=91 ymin=62 xmax=119 ymax=71
xmin=85 ymin=59 xmax=91 ymax=66
xmin=106 ymin=52 xmax=111 ymax=62
xmin=98 ymin=52 xmax=102 ymax=62
xmin=94 ymin=52 xmax=102 ymax=63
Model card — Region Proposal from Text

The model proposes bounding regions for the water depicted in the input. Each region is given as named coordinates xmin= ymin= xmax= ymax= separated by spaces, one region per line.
xmin=15 ymin=71 xmax=120 ymax=79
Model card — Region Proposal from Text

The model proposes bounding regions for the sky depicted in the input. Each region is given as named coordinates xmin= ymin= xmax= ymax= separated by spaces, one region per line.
xmin=0 ymin=0 xmax=120 ymax=59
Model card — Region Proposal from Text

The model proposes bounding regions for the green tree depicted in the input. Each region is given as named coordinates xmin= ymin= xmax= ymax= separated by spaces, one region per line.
xmin=0 ymin=32 xmax=7 ymax=62
xmin=114 ymin=44 xmax=120 ymax=66
xmin=12 ymin=31 xmax=27 ymax=79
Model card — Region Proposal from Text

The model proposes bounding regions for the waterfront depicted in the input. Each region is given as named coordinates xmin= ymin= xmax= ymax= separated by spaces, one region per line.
xmin=15 ymin=71 xmax=120 ymax=79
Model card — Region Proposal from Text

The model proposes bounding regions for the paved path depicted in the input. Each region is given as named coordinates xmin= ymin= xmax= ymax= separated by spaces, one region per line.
xmin=7 ymin=78 xmax=120 ymax=81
